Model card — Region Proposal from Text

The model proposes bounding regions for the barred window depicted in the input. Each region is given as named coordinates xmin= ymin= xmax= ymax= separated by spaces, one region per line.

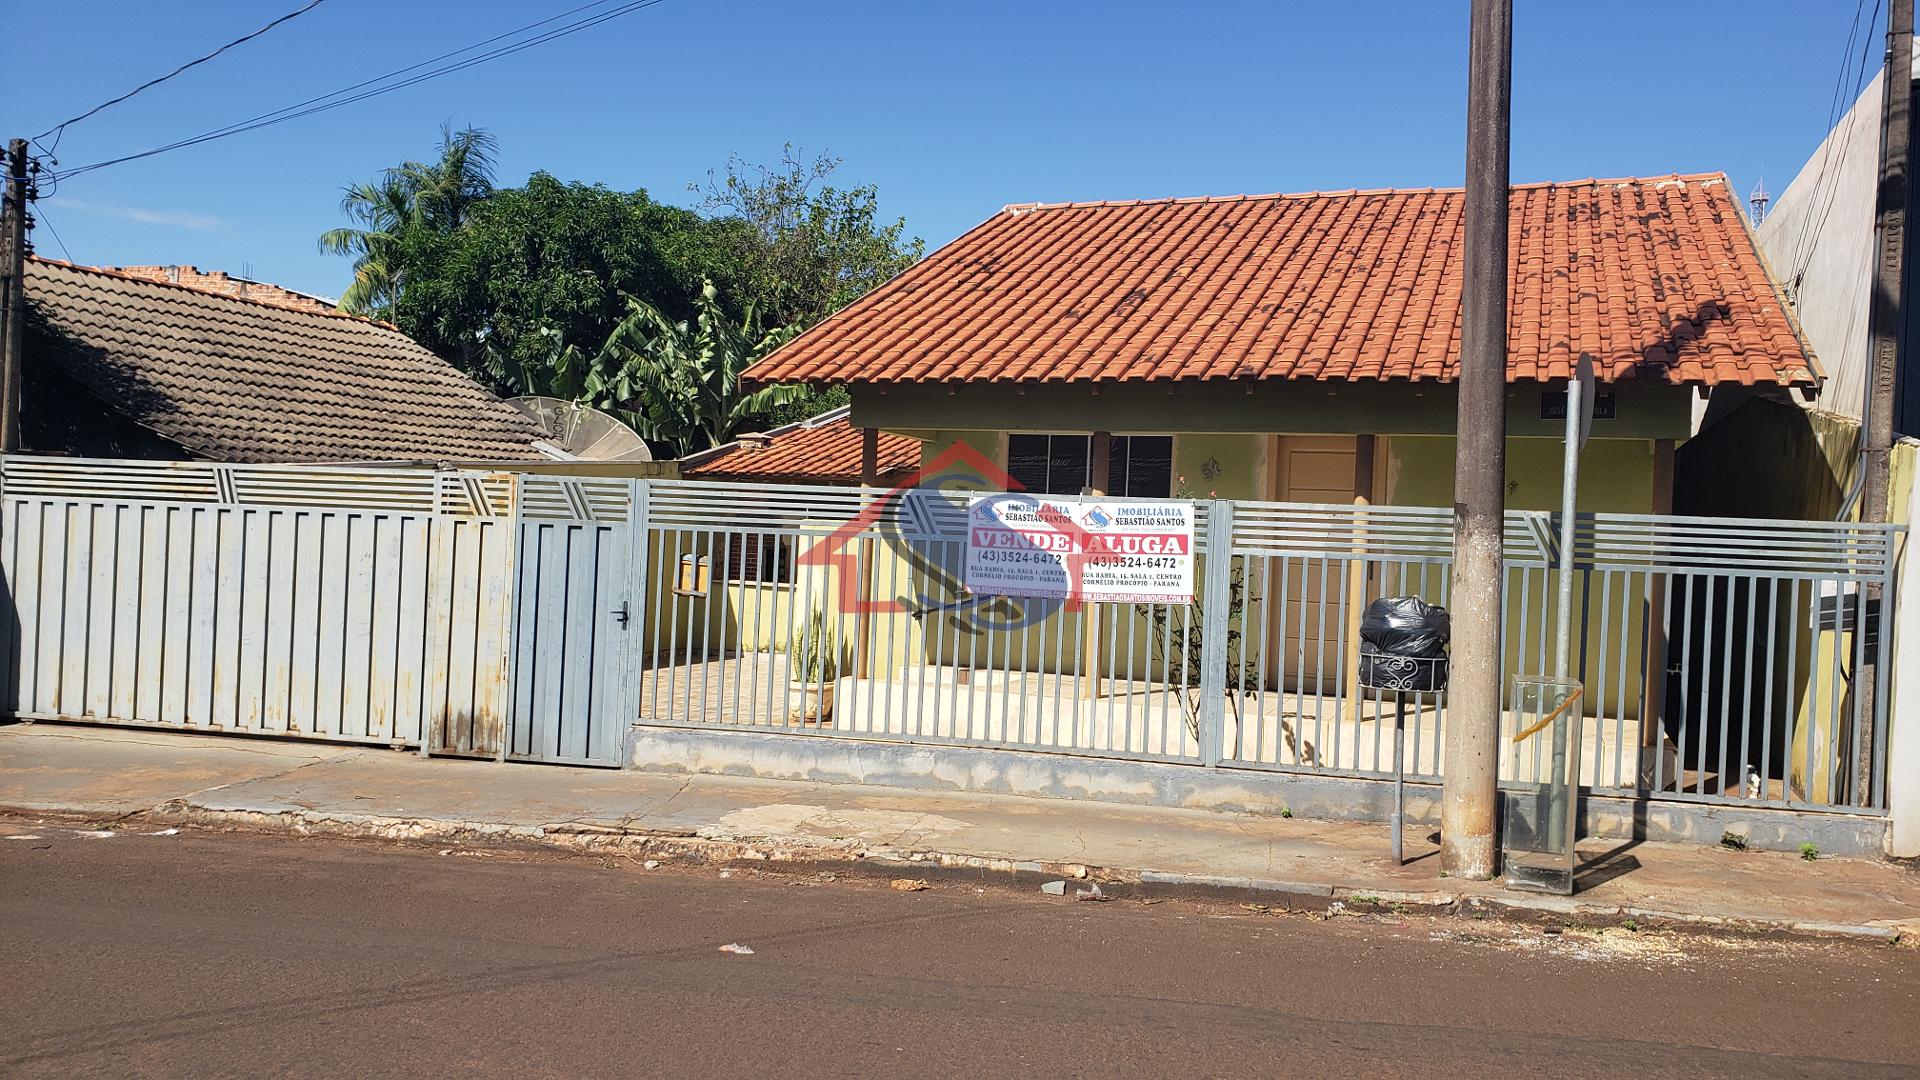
xmin=723 ymin=534 xmax=792 ymax=584
xmin=1005 ymin=434 xmax=1173 ymax=497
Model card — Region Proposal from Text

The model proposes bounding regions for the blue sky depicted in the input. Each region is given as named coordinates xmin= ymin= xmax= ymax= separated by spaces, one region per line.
xmin=7 ymin=0 xmax=1891 ymax=301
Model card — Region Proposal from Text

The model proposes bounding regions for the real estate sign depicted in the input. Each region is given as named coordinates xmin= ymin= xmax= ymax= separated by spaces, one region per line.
xmin=963 ymin=495 xmax=1195 ymax=604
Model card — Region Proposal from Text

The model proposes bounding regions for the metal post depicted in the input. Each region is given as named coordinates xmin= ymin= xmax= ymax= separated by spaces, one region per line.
xmin=1548 ymin=373 xmax=1581 ymax=843
xmin=1082 ymin=431 xmax=1112 ymax=700
xmin=856 ymin=427 xmax=879 ymax=680
xmin=1554 ymin=375 xmax=1581 ymax=679
xmin=1858 ymin=0 xmax=1912 ymax=806
xmin=1640 ymin=438 xmax=1674 ymax=783
xmin=1443 ymin=0 xmax=1513 ymax=881
xmin=1197 ymin=500 xmax=1234 ymax=766
xmin=1392 ymin=691 xmax=1407 ymax=865
xmin=1346 ymin=435 xmax=1376 ymax=712
xmin=618 ymin=478 xmax=653 ymax=762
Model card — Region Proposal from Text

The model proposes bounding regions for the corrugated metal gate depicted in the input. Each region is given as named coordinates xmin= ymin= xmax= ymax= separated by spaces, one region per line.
xmin=0 ymin=457 xmax=643 ymax=766
xmin=0 ymin=457 xmax=521 ymax=754
xmin=507 ymin=476 xmax=643 ymax=766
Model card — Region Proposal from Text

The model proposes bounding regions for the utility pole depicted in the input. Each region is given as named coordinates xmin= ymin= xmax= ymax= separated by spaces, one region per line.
xmin=1859 ymin=0 xmax=1911 ymax=805
xmin=1442 ymin=0 xmax=1513 ymax=880
xmin=1 ymin=138 xmax=28 ymax=454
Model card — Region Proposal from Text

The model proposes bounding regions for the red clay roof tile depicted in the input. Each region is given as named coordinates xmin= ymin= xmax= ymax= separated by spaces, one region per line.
xmin=682 ymin=417 xmax=920 ymax=483
xmin=745 ymin=175 xmax=1815 ymax=389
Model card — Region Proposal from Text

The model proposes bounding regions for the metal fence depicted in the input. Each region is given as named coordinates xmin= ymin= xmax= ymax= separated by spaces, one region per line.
xmin=635 ymin=478 xmax=1900 ymax=814
xmin=0 ymin=457 xmax=516 ymax=754
xmin=0 ymin=458 xmax=1901 ymax=814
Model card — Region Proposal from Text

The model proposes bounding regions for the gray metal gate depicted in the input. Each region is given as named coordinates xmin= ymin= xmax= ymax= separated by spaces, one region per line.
xmin=0 ymin=456 xmax=518 ymax=754
xmin=506 ymin=476 xmax=643 ymax=766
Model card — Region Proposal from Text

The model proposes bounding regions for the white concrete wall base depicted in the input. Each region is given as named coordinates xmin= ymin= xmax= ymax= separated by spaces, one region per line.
xmin=628 ymin=726 xmax=1889 ymax=857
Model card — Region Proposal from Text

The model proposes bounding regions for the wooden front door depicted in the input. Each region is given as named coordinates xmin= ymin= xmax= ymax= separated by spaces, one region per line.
xmin=1265 ymin=436 xmax=1378 ymax=693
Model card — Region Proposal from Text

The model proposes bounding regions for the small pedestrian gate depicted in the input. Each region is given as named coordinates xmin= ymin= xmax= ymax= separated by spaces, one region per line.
xmin=506 ymin=476 xmax=643 ymax=765
xmin=0 ymin=457 xmax=643 ymax=767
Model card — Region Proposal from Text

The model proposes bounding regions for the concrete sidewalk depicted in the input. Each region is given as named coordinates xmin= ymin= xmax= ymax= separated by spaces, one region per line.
xmin=3 ymin=722 xmax=1916 ymax=940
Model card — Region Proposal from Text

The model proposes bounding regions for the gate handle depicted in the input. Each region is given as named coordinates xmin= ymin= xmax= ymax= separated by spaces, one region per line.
xmin=611 ymin=600 xmax=631 ymax=627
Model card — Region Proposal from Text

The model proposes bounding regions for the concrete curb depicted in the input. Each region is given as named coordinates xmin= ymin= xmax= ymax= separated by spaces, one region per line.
xmin=50 ymin=799 xmax=1902 ymax=947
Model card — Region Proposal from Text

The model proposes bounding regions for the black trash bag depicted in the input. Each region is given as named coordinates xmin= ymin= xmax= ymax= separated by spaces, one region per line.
xmin=1359 ymin=596 xmax=1450 ymax=658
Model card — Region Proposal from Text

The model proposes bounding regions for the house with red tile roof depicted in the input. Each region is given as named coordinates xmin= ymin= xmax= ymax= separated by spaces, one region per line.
xmin=680 ymin=406 xmax=921 ymax=485
xmin=743 ymin=174 xmax=1816 ymax=514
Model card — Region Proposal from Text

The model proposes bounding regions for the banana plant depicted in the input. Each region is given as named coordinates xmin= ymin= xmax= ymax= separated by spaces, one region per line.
xmin=584 ymin=279 xmax=808 ymax=455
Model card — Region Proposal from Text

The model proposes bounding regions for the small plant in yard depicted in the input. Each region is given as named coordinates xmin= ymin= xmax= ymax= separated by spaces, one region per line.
xmin=1350 ymin=894 xmax=1382 ymax=906
xmin=1800 ymin=842 xmax=1821 ymax=861
xmin=794 ymin=608 xmax=839 ymax=685
xmin=1135 ymin=556 xmax=1318 ymax=765
xmin=1623 ymin=918 xmax=1640 ymax=933
xmin=788 ymin=608 xmax=840 ymax=724
xmin=1279 ymin=808 xmax=1293 ymax=819
xmin=1136 ymin=563 xmax=1246 ymax=745
xmin=1719 ymin=831 xmax=1749 ymax=852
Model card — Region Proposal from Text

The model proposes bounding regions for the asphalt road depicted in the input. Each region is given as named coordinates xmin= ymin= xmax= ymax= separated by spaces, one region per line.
xmin=3 ymin=821 xmax=1917 ymax=1079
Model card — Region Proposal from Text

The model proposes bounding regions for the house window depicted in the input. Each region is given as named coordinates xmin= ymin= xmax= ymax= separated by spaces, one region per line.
xmin=723 ymin=534 xmax=791 ymax=584
xmin=1005 ymin=434 xmax=1173 ymax=498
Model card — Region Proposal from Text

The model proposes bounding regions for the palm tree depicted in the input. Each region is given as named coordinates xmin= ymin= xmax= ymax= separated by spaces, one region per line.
xmin=318 ymin=125 xmax=496 ymax=317
xmin=404 ymin=125 xmax=496 ymax=232
xmin=316 ymin=174 xmax=413 ymax=316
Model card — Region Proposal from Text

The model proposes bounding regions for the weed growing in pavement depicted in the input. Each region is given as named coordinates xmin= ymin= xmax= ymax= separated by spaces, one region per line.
xmin=1800 ymin=842 xmax=1820 ymax=861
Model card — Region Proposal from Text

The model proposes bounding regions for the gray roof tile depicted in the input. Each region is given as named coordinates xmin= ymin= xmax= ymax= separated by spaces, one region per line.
xmin=25 ymin=257 xmax=543 ymax=463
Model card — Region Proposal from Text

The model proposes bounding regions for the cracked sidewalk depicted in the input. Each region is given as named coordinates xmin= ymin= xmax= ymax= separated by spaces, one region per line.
xmin=3 ymin=723 xmax=1918 ymax=942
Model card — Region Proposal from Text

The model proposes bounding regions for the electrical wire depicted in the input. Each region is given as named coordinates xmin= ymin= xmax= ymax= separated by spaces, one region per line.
xmin=32 ymin=0 xmax=330 ymax=145
xmin=33 ymin=202 xmax=75 ymax=264
xmin=1783 ymin=0 xmax=1885 ymax=286
xmin=46 ymin=0 xmax=665 ymax=185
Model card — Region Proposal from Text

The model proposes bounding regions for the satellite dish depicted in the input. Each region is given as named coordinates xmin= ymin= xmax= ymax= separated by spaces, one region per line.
xmin=506 ymin=396 xmax=653 ymax=461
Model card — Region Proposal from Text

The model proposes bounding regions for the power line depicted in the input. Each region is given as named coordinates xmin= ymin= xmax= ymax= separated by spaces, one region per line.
xmin=1781 ymin=0 xmax=1867 ymax=276
xmin=34 ymin=203 xmax=74 ymax=264
xmin=1784 ymin=0 xmax=1884 ymax=285
xmin=32 ymin=0 xmax=330 ymax=145
xmin=47 ymin=0 xmax=666 ymax=185
xmin=1790 ymin=0 xmax=1887 ymax=288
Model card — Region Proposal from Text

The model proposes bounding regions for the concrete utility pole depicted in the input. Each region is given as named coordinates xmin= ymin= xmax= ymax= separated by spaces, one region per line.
xmin=1442 ymin=0 xmax=1513 ymax=880
xmin=1859 ymin=0 xmax=1912 ymax=805
xmin=1 ymin=138 xmax=28 ymax=454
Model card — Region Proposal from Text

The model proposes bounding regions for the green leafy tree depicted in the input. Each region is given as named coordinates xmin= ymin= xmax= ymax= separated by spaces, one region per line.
xmin=323 ymin=134 xmax=918 ymax=439
xmin=391 ymin=172 xmax=741 ymax=394
xmin=318 ymin=125 xmax=496 ymax=318
xmin=693 ymin=145 xmax=924 ymax=328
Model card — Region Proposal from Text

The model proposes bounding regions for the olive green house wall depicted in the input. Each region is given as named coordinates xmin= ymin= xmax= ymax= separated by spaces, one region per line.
xmin=864 ymin=379 xmax=1685 ymax=516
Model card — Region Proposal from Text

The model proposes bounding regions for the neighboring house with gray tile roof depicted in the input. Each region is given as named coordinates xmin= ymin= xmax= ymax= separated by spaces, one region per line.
xmin=20 ymin=257 xmax=544 ymax=463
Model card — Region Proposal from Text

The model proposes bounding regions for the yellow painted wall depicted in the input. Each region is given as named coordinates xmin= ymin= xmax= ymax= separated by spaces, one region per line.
xmin=1174 ymin=434 xmax=1266 ymax=500
xmin=1385 ymin=435 xmax=1658 ymax=513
